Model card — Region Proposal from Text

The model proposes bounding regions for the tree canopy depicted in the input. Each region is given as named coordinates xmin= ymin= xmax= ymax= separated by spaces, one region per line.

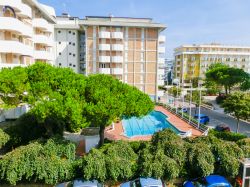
xmin=222 ymin=92 xmax=250 ymax=133
xmin=205 ymin=63 xmax=250 ymax=94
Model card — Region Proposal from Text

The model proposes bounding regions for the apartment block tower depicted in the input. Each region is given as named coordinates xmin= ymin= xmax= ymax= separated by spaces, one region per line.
xmin=55 ymin=15 xmax=166 ymax=100
xmin=174 ymin=44 xmax=250 ymax=84
xmin=0 ymin=0 xmax=56 ymax=68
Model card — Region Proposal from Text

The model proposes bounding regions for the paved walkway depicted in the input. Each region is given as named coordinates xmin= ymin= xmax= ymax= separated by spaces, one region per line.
xmin=105 ymin=106 xmax=203 ymax=141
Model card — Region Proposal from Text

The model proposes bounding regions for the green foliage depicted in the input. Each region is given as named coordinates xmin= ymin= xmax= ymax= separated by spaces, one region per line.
xmin=237 ymin=138 xmax=250 ymax=158
xmin=83 ymin=141 xmax=137 ymax=182
xmin=222 ymin=92 xmax=250 ymax=132
xmin=0 ymin=129 xmax=9 ymax=149
xmin=0 ymin=138 xmax=75 ymax=185
xmin=186 ymin=143 xmax=215 ymax=177
xmin=0 ymin=67 xmax=29 ymax=107
xmin=168 ymin=86 xmax=182 ymax=97
xmin=205 ymin=63 xmax=250 ymax=94
xmin=209 ymin=129 xmax=247 ymax=142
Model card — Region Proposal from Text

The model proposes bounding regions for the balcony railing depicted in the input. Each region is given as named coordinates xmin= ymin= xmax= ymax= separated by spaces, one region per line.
xmin=0 ymin=41 xmax=33 ymax=56
xmin=158 ymin=47 xmax=165 ymax=54
xmin=0 ymin=17 xmax=32 ymax=38
xmin=99 ymin=44 xmax=110 ymax=51
xmin=112 ymin=56 xmax=123 ymax=63
xmin=112 ymin=32 xmax=123 ymax=39
xmin=99 ymin=56 xmax=110 ymax=63
xmin=158 ymin=35 xmax=166 ymax=43
xmin=33 ymin=18 xmax=53 ymax=33
xmin=34 ymin=51 xmax=54 ymax=61
xmin=112 ymin=44 xmax=123 ymax=51
xmin=158 ymin=57 xmax=165 ymax=64
xmin=33 ymin=34 xmax=54 ymax=46
xmin=99 ymin=31 xmax=110 ymax=38
xmin=99 ymin=68 xmax=111 ymax=74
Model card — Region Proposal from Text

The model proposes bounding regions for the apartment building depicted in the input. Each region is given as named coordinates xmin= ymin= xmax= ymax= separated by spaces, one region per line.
xmin=55 ymin=15 xmax=166 ymax=100
xmin=165 ymin=58 xmax=174 ymax=83
xmin=0 ymin=0 xmax=56 ymax=68
xmin=174 ymin=44 xmax=250 ymax=84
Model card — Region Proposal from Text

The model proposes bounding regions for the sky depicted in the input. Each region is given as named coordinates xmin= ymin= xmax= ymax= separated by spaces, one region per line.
xmin=40 ymin=0 xmax=250 ymax=58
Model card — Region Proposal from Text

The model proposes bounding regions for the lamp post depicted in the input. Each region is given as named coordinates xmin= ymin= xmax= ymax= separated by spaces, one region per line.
xmin=188 ymin=80 xmax=192 ymax=124
xmin=197 ymin=81 xmax=202 ymax=129
xmin=175 ymin=82 xmax=179 ymax=113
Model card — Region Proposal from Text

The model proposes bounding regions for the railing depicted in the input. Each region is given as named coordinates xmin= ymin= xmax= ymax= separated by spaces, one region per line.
xmin=156 ymin=102 xmax=209 ymax=133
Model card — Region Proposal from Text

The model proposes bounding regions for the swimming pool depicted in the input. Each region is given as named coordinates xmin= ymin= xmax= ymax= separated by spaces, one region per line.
xmin=122 ymin=110 xmax=181 ymax=137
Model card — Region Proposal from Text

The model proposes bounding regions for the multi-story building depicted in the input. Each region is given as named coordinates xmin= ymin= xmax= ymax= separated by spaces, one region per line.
xmin=0 ymin=0 xmax=56 ymax=68
xmin=174 ymin=44 xmax=250 ymax=84
xmin=55 ymin=15 xmax=166 ymax=100
xmin=164 ymin=58 xmax=174 ymax=84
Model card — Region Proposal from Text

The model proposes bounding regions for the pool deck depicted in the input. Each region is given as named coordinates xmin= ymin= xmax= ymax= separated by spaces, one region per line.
xmin=105 ymin=106 xmax=203 ymax=141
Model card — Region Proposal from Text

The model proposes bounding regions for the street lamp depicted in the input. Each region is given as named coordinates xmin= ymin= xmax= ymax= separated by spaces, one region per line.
xmin=188 ymin=80 xmax=192 ymax=124
xmin=197 ymin=80 xmax=202 ymax=129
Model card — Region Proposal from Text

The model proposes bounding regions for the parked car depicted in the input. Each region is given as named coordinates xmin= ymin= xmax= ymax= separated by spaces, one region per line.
xmin=55 ymin=179 xmax=103 ymax=187
xmin=178 ymin=107 xmax=188 ymax=113
xmin=215 ymin=124 xmax=231 ymax=132
xmin=193 ymin=114 xmax=209 ymax=124
xmin=183 ymin=175 xmax=231 ymax=187
xmin=120 ymin=177 xmax=167 ymax=187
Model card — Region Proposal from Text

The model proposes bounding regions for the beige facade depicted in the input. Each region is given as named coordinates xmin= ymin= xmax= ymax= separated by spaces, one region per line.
xmin=0 ymin=0 xmax=56 ymax=68
xmin=55 ymin=16 xmax=166 ymax=100
xmin=174 ymin=44 xmax=250 ymax=84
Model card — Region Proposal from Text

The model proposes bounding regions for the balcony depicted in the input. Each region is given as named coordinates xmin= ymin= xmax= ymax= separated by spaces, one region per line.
xmin=99 ymin=68 xmax=111 ymax=74
xmin=0 ymin=63 xmax=27 ymax=69
xmin=158 ymin=35 xmax=166 ymax=43
xmin=99 ymin=31 xmax=110 ymax=38
xmin=112 ymin=56 xmax=123 ymax=63
xmin=0 ymin=17 xmax=32 ymax=38
xmin=158 ymin=90 xmax=164 ymax=96
xmin=0 ymin=0 xmax=32 ymax=18
xmin=112 ymin=32 xmax=123 ymax=39
xmin=33 ymin=35 xmax=54 ymax=46
xmin=158 ymin=57 xmax=165 ymax=64
xmin=33 ymin=18 xmax=53 ymax=33
xmin=158 ymin=47 xmax=165 ymax=54
xmin=158 ymin=80 xmax=165 ymax=86
xmin=34 ymin=51 xmax=54 ymax=61
xmin=158 ymin=69 xmax=165 ymax=75
xmin=99 ymin=56 xmax=110 ymax=63
xmin=112 ymin=68 xmax=123 ymax=75
xmin=0 ymin=41 xmax=33 ymax=56
xmin=99 ymin=44 xmax=110 ymax=51
xmin=112 ymin=44 xmax=123 ymax=51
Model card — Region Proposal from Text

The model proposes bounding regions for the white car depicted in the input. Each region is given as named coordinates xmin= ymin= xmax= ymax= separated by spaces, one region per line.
xmin=55 ymin=179 xmax=103 ymax=187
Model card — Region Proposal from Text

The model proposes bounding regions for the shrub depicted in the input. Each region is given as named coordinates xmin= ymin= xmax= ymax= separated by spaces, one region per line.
xmin=216 ymin=95 xmax=227 ymax=104
xmin=209 ymin=129 xmax=247 ymax=142
xmin=187 ymin=143 xmax=215 ymax=177
xmin=0 ymin=138 xmax=75 ymax=185
xmin=0 ymin=129 xmax=9 ymax=149
xmin=237 ymin=138 xmax=250 ymax=158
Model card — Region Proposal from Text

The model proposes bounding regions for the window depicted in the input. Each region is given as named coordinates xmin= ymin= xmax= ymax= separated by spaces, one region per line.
xmin=69 ymin=53 xmax=72 ymax=55
xmin=73 ymin=43 xmax=75 ymax=46
xmin=58 ymin=31 xmax=61 ymax=33
xmin=73 ymin=65 xmax=76 ymax=67
xmin=69 ymin=63 xmax=72 ymax=66
xmin=59 ymin=42 xmax=61 ymax=44
xmin=73 ymin=32 xmax=75 ymax=35
xmin=59 ymin=52 xmax=61 ymax=55
xmin=68 ymin=31 xmax=71 ymax=34
xmin=69 ymin=42 xmax=71 ymax=45
xmin=59 ymin=63 xmax=61 ymax=66
xmin=73 ymin=54 xmax=75 ymax=57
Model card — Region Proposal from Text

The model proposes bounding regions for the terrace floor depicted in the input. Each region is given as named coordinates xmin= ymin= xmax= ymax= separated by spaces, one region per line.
xmin=105 ymin=105 xmax=203 ymax=141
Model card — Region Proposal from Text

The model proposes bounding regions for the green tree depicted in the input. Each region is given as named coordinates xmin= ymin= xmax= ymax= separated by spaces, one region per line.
xmin=222 ymin=92 xmax=250 ymax=133
xmin=205 ymin=63 xmax=249 ymax=94
xmin=168 ymin=86 xmax=182 ymax=97
xmin=84 ymin=74 xmax=154 ymax=146
xmin=185 ymin=90 xmax=204 ymax=114
xmin=0 ymin=67 xmax=29 ymax=107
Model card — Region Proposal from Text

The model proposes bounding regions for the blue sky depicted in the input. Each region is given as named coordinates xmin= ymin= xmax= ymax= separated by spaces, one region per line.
xmin=40 ymin=0 xmax=250 ymax=58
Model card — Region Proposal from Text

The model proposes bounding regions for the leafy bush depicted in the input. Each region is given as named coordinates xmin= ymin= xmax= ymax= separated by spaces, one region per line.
xmin=0 ymin=138 xmax=75 ymax=185
xmin=0 ymin=129 xmax=9 ymax=149
xmin=209 ymin=129 xmax=247 ymax=142
xmin=186 ymin=143 xmax=215 ymax=177
xmin=237 ymin=138 xmax=250 ymax=157
xmin=216 ymin=95 xmax=227 ymax=104
xmin=83 ymin=141 xmax=138 ymax=182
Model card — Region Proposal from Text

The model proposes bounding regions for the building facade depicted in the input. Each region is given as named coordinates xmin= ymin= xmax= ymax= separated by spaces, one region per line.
xmin=0 ymin=0 xmax=56 ymax=68
xmin=55 ymin=16 xmax=166 ymax=100
xmin=174 ymin=44 xmax=250 ymax=84
xmin=164 ymin=58 xmax=174 ymax=84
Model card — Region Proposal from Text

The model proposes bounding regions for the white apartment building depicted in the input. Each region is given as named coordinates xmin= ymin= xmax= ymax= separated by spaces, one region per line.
xmin=0 ymin=0 xmax=56 ymax=68
xmin=55 ymin=15 xmax=166 ymax=100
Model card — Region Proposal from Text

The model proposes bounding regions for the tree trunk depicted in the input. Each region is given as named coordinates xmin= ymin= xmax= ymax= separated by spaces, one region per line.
xmin=225 ymin=85 xmax=228 ymax=95
xmin=98 ymin=124 xmax=105 ymax=147
xmin=195 ymin=104 xmax=198 ymax=114
xmin=236 ymin=118 xmax=240 ymax=133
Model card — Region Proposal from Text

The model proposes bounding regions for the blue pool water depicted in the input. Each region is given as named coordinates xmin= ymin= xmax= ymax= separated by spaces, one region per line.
xmin=122 ymin=110 xmax=181 ymax=137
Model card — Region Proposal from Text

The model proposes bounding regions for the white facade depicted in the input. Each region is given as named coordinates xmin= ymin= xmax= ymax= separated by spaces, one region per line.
xmin=0 ymin=0 xmax=56 ymax=68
